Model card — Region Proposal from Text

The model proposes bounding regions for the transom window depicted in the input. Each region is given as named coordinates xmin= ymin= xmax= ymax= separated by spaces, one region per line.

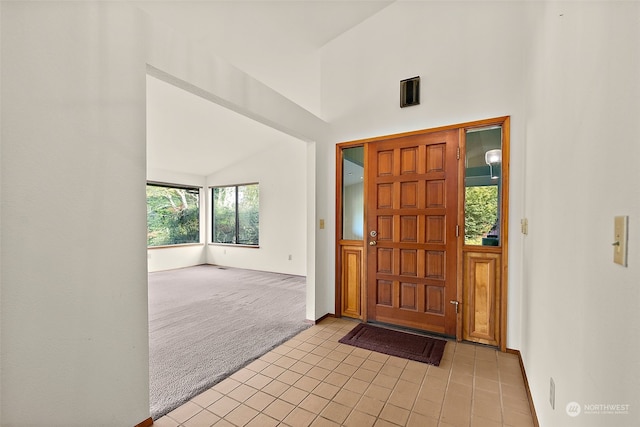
xmin=211 ymin=183 xmax=259 ymax=246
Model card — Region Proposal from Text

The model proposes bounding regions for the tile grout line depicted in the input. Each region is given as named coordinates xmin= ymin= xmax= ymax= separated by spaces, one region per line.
xmin=287 ymin=322 xmax=356 ymax=426
xmin=438 ymin=340 xmax=458 ymax=426
xmin=408 ymin=355 xmax=434 ymax=426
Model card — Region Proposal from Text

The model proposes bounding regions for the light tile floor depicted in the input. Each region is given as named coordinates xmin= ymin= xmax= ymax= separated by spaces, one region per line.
xmin=153 ymin=317 xmax=536 ymax=427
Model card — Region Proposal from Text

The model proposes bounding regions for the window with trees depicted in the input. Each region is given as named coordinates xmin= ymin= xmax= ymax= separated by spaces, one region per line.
xmin=464 ymin=126 xmax=502 ymax=246
xmin=212 ymin=183 xmax=259 ymax=246
xmin=147 ymin=183 xmax=200 ymax=247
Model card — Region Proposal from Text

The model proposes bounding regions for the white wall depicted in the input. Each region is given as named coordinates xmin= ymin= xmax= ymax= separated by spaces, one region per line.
xmin=148 ymin=244 xmax=206 ymax=273
xmin=1 ymin=2 xmax=149 ymax=425
xmin=522 ymin=2 xmax=640 ymax=426
xmin=206 ymin=141 xmax=308 ymax=277
xmin=197 ymin=32 xmax=323 ymax=117
xmin=131 ymin=1 xmax=324 ymax=116
xmin=146 ymin=168 xmax=207 ymax=272
xmin=319 ymin=0 xmax=529 ymax=345
xmin=1 ymin=2 xmax=327 ymax=424
xmin=313 ymin=137 xmax=336 ymax=319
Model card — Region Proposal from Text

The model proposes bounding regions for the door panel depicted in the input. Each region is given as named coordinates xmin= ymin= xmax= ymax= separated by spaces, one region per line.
xmin=462 ymin=251 xmax=501 ymax=346
xmin=367 ymin=130 xmax=459 ymax=336
xmin=340 ymin=245 xmax=363 ymax=319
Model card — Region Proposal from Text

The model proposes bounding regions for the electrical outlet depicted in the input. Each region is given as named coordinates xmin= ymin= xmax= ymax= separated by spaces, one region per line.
xmin=521 ymin=218 xmax=528 ymax=235
xmin=550 ymin=377 xmax=555 ymax=409
xmin=288 ymin=254 xmax=292 ymax=260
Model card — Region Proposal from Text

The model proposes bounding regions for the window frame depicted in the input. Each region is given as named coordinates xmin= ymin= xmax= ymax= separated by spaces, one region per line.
xmin=210 ymin=182 xmax=260 ymax=247
xmin=146 ymin=181 xmax=202 ymax=248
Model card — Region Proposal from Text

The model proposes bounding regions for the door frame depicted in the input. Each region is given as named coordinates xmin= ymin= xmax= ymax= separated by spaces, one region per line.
xmin=335 ymin=116 xmax=509 ymax=350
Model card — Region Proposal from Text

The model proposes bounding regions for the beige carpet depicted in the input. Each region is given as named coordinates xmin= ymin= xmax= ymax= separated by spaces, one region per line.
xmin=148 ymin=265 xmax=308 ymax=419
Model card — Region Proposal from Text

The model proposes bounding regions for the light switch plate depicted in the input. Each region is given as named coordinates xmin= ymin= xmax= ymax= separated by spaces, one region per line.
xmin=613 ymin=216 xmax=628 ymax=266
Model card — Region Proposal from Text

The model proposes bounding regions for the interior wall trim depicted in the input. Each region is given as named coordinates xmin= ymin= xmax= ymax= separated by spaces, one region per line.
xmin=134 ymin=417 xmax=154 ymax=427
xmin=307 ymin=313 xmax=334 ymax=325
xmin=506 ymin=348 xmax=540 ymax=427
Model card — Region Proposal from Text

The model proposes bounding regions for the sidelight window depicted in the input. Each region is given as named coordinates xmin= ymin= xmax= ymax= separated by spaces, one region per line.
xmin=341 ymin=146 xmax=364 ymax=241
xmin=464 ymin=126 xmax=503 ymax=246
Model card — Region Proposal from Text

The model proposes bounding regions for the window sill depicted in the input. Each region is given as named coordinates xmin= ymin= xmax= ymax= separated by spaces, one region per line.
xmin=147 ymin=243 xmax=204 ymax=249
xmin=208 ymin=243 xmax=260 ymax=249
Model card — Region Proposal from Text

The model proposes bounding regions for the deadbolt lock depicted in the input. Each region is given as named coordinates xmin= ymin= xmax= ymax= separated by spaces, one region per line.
xmin=370 ymin=230 xmax=377 ymax=237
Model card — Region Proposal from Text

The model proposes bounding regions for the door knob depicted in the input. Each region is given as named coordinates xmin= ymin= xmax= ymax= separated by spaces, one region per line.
xmin=369 ymin=241 xmax=377 ymax=246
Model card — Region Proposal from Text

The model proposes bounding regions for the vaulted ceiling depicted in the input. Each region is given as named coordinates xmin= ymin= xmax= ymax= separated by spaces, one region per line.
xmin=134 ymin=1 xmax=393 ymax=50
xmin=146 ymin=74 xmax=302 ymax=177
xmin=138 ymin=1 xmax=395 ymax=177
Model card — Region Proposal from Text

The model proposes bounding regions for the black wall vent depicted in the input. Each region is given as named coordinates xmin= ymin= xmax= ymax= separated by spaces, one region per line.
xmin=400 ymin=76 xmax=420 ymax=108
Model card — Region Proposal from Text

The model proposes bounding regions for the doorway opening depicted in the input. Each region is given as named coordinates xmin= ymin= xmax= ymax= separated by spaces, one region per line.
xmin=146 ymin=71 xmax=314 ymax=417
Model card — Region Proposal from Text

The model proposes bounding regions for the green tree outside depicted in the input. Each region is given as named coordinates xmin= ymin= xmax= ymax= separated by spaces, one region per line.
xmin=212 ymin=186 xmax=236 ymax=244
xmin=212 ymin=184 xmax=259 ymax=245
xmin=147 ymin=185 xmax=200 ymax=246
xmin=237 ymin=184 xmax=259 ymax=245
xmin=465 ymin=186 xmax=498 ymax=245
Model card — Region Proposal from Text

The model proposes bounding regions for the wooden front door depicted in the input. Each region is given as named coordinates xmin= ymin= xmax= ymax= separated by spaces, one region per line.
xmin=366 ymin=130 xmax=459 ymax=336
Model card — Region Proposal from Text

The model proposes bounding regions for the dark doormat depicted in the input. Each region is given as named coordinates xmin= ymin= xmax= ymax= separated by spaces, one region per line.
xmin=338 ymin=323 xmax=447 ymax=366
